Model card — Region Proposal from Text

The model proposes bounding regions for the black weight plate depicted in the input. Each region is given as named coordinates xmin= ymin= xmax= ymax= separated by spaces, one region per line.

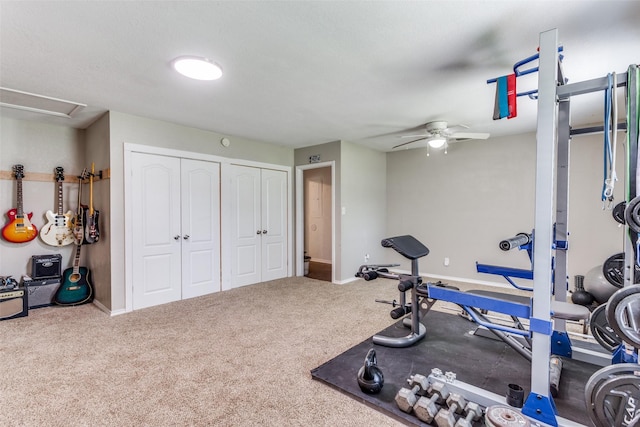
xmin=607 ymin=286 xmax=640 ymax=348
xmin=626 ymin=196 xmax=640 ymax=233
xmin=613 ymin=202 xmax=626 ymax=224
xmin=603 ymin=253 xmax=640 ymax=288
xmin=590 ymin=303 xmax=622 ymax=352
xmin=585 ymin=364 xmax=640 ymax=427
xmin=593 ymin=374 xmax=640 ymax=427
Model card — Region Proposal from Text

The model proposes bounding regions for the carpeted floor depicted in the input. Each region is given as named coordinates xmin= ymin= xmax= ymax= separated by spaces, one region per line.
xmin=1 ymin=276 xmax=405 ymax=427
xmin=0 ymin=276 xmax=597 ymax=426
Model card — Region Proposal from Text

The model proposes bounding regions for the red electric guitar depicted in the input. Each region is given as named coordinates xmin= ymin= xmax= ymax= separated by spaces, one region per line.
xmin=1 ymin=165 xmax=38 ymax=243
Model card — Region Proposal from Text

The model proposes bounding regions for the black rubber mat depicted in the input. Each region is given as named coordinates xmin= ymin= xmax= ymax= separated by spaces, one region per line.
xmin=311 ymin=310 xmax=597 ymax=426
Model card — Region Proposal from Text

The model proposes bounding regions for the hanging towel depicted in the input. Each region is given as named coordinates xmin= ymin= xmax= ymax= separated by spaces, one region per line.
xmin=507 ymin=73 xmax=517 ymax=119
xmin=493 ymin=75 xmax=509 ymax=120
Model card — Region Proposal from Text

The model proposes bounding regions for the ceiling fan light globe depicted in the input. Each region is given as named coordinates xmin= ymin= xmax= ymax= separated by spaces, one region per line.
xmin=428 ymin=137 xmax=446 ymax=148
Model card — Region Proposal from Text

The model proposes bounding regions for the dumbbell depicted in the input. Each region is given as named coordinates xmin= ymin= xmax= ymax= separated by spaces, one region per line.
xmin=454 ymin=402 xmax=482 ymax=427
xmin=395 ymin=373 xmax=429 ymax=413
xmin=434 ymin=393 xmax=466 ymax=427
xmin=413 ymin=382 xmax=450 ymax=423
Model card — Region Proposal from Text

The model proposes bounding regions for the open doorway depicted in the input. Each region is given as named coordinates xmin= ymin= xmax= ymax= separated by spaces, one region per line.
xmin=296 ymin=162 xmax=334 ymax=282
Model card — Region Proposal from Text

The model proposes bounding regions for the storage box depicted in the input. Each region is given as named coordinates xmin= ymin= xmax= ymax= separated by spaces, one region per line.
xmin=0 ymin=287 xmax=28 ymax=320
xmin=31 ymin=254 xmax=62 ymax=279
xmin=23 ymin=277 xmax=61 ymax=308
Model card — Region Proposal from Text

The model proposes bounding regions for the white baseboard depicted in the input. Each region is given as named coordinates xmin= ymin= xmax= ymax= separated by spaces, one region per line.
xmin=93 ymin=299 xmax=126 ymax=316
xmin=334 ymin=276 xmax=359 ymax=285
xmin=310 ymin=258 xmax=331 ymax=264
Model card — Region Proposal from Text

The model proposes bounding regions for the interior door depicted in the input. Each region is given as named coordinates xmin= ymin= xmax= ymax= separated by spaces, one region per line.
xmin=131 ymin=152 xmax=182 ymax=310
xmin=181 ymin=159 xmax=220 ymax=299
xmin=261 ymin=169 xmax=287 ymax=281
xmin=230 ymin=165 xmax=261 ymax=288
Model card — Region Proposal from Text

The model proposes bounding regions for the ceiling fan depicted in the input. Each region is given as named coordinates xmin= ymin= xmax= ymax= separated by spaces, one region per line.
xmin=393 ymin=121 xmax=490 ymax=151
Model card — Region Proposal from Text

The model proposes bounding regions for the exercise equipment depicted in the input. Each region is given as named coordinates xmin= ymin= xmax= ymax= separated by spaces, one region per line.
xmin=484 ymin=405 xmax=531 ymax=427
xmin=606 ymin=286 xmax=640 ymax=348
xmin=434 ymin=393 xmax=466 ymax=427
xmin=590 ymin=303 xmax=622 ymax=352
xmin=585 ymin=363 xmax=640 ymax=427
xmin=603 ymin=253 xmax=640 ymax=289
xmin=455 ymin=402 xmax=483 ymax=427
xmin=585 ymin=264 xmax=620 ymax=304
xmin=413 ymin=382 xmax=450 ymax=423
xmin=395 ymin=373 xmax=429 ymax=413
xmin=355 ymin=263 xmax=399 ymax=281
xmin=356 ymin=348 xmax=384 ymax=394
xmin=571 ymin=274 xmax=595 ymax=306
xmin=613 ymin=202 xmax=626 ymax=224
xmin=499 ymin=233 xmax=531 ymax=251
xmin=505 ymin=383 xmax=524 ymax=408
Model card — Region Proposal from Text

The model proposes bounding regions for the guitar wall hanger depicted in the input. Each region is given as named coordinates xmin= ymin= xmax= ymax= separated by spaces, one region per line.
xmin=0 ymin=168 xmax=110 ymax=183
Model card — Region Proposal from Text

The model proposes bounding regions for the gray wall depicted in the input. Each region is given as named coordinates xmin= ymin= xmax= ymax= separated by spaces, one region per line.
xmin=0 ymin=117 xmax=85 ymax=280
xmin=294 ymin=140 xmax=387 ymax=282
xmin=386 ymin=131 xmax=624 ymax=287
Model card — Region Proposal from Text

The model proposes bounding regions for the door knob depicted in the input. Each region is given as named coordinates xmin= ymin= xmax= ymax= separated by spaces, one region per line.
xmin=183 ymin=235 xmax=190 ymax=240
xmin=262 ymin=230 xmax=268 ymax=234
xmin=256 ymin=230 xmax=262 ymax=235
xmin=174 ymin=235 xmax=180 ymax=240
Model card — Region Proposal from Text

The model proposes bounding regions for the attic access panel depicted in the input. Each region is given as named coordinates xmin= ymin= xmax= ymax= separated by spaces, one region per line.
xmin=0 ymin=87 xmax=85 ymax=118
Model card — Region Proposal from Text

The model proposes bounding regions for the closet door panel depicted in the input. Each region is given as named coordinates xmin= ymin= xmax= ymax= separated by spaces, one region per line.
xmin=181 ymin=159 xmax=221 ymax=299
xmin=231 ymin=165 xmax=261 ymax=287
xmin=261 ymin=169 xmax=287 ymax=281
xmin=131 ymin=153 xmax=182 ymax=310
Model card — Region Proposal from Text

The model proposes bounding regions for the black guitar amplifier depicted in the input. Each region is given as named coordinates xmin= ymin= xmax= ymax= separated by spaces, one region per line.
xmin=31 ymin=254 xmax=62 ymax=279
xmin=0 ymin=287 xmax=28 ymax=321
xmin=23 ymin=277 xmax=61 ymax=308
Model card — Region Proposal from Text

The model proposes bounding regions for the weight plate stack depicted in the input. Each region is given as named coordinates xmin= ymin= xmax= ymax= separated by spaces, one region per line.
xmin=606 ymin=286 xmax=640 ymax=348
xmin=603 ymin=253 xmax=640 ymax=289
xmin=585 ymin=364 xmax=640 ymax=427
xmin=590 ymin=304 xmax=623 ymax=352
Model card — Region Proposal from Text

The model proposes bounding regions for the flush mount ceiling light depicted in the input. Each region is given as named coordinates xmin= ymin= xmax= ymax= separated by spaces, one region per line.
xmin=427 ymin=136 xmax=447 ymax=148
xmin=172 ymin=56 xmax=223 ymax=80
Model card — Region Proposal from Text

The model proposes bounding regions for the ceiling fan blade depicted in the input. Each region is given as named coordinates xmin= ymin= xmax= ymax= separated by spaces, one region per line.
xmin=393 ymin=137 xmax=428 ymax=149
xmin=449 ymin=132 xmax=490 ymax=140
xmin=400 ymin=134 xmax=429 ymax=138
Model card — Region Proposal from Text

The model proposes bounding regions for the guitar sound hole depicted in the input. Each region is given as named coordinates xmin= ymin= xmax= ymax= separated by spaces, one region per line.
xmin=69 ymin=274 xmax=81 ymax=283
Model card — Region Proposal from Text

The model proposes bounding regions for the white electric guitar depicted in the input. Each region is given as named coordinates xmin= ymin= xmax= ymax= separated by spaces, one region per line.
xmin=40 ymin=167 xmax=75 ymax=246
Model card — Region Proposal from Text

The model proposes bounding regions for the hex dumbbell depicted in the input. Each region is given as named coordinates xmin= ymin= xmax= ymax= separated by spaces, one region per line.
xmin=395 ymin=373 xmax=429 ymax=413
xmin=454 ymin=402 xmax=483 ymax=427
xmin=435 ymin=393 xmax=466 ymax=427
xmin=413 ymin=382 xmax=450 ymax=423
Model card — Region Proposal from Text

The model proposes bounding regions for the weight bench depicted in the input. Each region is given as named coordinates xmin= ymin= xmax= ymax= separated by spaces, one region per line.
xmin=372 ymin=235 xmax=591 ymax=358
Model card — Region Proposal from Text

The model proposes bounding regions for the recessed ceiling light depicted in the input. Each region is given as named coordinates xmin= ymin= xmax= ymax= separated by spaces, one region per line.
xmin=172 ymin=56 xmax=223 ymax=81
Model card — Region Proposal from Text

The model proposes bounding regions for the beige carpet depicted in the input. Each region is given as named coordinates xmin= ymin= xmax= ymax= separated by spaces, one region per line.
xmin=1 ymin=276 xmax=589 ymax=426
xmin=1 ymin=277 xmax=408 ymax=427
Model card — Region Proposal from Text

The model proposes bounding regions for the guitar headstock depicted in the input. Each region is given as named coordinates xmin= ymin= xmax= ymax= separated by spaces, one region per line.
xmin=13 ymin=164 xmax=24 ymax=180
xmin=54 ymin=167 xmax=65 ymax=182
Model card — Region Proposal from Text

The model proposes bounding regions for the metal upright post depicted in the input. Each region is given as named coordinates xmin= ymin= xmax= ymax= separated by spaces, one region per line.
xmin=555 ymin=98 xmax=571 ymax=327
xmin=522 ymin=28 xmax=558 ymax=427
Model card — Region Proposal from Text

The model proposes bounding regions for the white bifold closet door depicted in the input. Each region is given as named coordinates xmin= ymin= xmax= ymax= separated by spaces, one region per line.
xmin=131 ymin=152 xmax=220 ymax=310
xmin=230 ymin=165 xmax=287 ymax=288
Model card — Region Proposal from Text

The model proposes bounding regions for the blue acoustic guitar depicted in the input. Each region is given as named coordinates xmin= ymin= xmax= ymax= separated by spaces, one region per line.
xmin=54 ymin=242 xmax=93 ymax=306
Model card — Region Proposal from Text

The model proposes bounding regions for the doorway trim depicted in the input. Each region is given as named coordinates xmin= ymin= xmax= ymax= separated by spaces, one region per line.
xmin=295 ymin=161 xmax=335 ymax=283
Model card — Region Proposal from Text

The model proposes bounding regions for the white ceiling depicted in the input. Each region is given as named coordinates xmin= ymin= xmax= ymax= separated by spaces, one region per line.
xmin=1 ymin=1 xmax=639 ymax=152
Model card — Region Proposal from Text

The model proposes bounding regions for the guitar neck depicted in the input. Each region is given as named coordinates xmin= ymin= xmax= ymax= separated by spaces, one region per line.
xmin=89 ymin=163 xmax=95 ymax=215
xmin=72 ymin=244 xmax=82 ymax=275
xmin=56 ymin=181 xmax=64 ymax=215
xmin=16 ymin=177 xmax=24 ymax=218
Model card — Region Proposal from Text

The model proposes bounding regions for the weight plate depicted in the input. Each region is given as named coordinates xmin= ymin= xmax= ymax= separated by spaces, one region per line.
xmin=608 ymin=287 xmax=640 ymax=348
xmin=603 ymin=253 xmax=640 ymax=288
xmin=485 ymin=405 xmax=531 ymax=427
xmin=593 ymin=373 xmax=640 ymax=427
xmin=613 ymin=202 xmax=627 ymax=224
xmin=590 ymin=303 xmax=623 ymax=352
xmin=626 ymin=196 xmax=640 ymax=233
xmin=585 ymin=364 xmax=640 ymax=427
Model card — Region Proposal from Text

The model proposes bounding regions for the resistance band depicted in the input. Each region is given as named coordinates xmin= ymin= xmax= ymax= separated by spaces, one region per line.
xmin=603 ymin=73 xmax=617 ymax=208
